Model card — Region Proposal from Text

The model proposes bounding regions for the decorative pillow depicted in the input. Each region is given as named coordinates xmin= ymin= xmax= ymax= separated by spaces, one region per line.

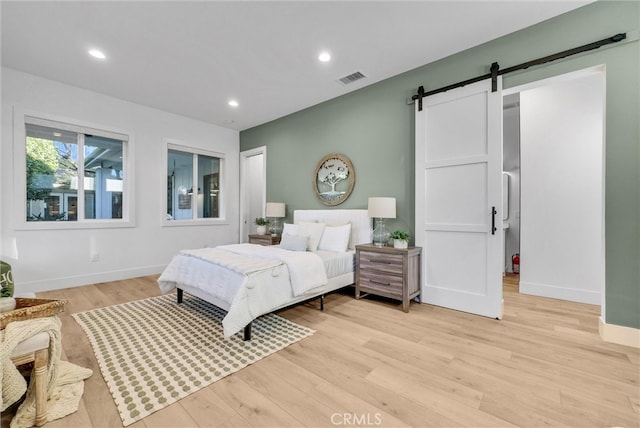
xmin=279 ymin=233 xmax=310 ymax=252
xmin=297 ymin=221 xmax=326 ymax=251
xmin=0 ymin=260 xmax=14 ymax=297
xmin=282 ymin=223 xmax=299 ymax=236
xmin=318 ymin=223 xmax=352 ymax=252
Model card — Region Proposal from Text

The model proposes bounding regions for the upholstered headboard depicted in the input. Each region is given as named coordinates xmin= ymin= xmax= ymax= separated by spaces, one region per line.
xmin=293 ymin=209 xmax=371 ymax=249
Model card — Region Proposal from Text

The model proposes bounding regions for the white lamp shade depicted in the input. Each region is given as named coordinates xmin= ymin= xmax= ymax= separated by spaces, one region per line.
xmin=368 ymin=197 xmax=396 ymax=218
xmin=265 ymin=202 xmax=286 ymax=218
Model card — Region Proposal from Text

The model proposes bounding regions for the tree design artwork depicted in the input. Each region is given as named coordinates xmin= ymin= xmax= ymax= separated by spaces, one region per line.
xmin=317 ymin=157 xmax=349 ymax=201
xmin=313 ymin=153 xmax=355 ymax=206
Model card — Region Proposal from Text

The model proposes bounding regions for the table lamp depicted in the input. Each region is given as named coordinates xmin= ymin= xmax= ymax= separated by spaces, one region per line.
xmin=265 ymin=202 xmax=286 ymax=236
xmin=368 ymin=197 xmax=396 ymax=247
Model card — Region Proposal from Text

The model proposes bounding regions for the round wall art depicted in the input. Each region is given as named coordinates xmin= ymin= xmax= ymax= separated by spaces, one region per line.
xmin=313 ymin=153 xmax=355 ymax=206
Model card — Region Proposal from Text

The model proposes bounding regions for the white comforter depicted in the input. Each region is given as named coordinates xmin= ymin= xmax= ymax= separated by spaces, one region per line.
xmin=157 ymin=243 xmax=328 ymax=337
xmin=219 ymin=244 xmax=328 ymax=294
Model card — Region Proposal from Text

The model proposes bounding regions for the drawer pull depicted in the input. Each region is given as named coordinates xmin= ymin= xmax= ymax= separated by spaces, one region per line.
xmin=371 ymin=259 xmax=392 ymax=264
xmin=369 ymin=279 xmax=391 ymax=286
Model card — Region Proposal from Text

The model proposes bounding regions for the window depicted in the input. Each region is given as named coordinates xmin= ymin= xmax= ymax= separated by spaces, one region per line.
xmin=166 ymin=143 xmax=224 ymax=222
xmin=24 ymin=116 xmax=129 ymax=224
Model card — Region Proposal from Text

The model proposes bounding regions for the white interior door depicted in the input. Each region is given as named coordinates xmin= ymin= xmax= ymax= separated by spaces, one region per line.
xmin=415 ymin=79 xmax=503 ymax=318
xmin=240 ymin=147 xmax=266 ymax=242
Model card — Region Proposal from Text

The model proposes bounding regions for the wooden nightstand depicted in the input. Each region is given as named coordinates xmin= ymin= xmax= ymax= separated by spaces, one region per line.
xmin=248 ymin=234 xmax=281 ymax=246
xmin=355 ymin=243 xmax=422 ymax=312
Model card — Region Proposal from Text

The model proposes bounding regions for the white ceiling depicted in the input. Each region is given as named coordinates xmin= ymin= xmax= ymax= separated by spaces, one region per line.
xmin=1 ymin=1 xmax=590 ymax=131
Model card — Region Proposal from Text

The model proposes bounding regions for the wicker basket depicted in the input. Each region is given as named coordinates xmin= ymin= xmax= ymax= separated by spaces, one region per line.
xmin=0 ymin=298 xmax=67 ymax=329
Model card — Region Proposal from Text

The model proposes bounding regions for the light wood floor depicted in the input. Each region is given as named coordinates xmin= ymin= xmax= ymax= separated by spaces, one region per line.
xmin=4 ymin=275 xmax=638 ymax=428
xmin=503 ymin=272 xmax=519 ymax=293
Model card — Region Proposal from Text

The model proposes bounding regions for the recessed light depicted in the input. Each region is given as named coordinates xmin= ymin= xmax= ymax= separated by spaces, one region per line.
xmin=88 ymin=49 xmax=106 ymax=60
xmin=228 ymin=100 xmax=239 ymax=107
xmin=53 ymin=132 xmax=62 ymax=137
xmin=318 ymin=51 xmax=331 ymax=62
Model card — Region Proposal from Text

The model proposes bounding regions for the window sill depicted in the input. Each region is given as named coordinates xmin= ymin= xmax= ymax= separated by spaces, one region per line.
xmin=162 ymin=218 xmax=229 ymax=227
xmin=15 ymin=219 xmax=135 ymax=231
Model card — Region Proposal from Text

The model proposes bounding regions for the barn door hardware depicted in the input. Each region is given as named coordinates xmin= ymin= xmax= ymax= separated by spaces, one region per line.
xmin=412 ymin=32 xmax=627 ymax=111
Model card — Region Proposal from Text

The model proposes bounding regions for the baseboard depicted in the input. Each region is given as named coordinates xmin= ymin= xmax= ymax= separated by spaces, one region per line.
xmin=519 ymin=281 xmax=600 ymax=305
xmin=599 ymin=317 xmax=640 ymax=348
xmin=19 ymin=265 xmax=166 ymax=293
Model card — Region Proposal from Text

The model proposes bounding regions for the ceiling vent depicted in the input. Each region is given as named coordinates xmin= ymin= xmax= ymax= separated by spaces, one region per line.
xmin=338 ymin=71 xmax=366 ymax=86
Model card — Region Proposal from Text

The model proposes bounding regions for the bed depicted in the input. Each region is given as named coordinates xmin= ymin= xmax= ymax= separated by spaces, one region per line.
xmin=157 ymin=209 xmax=371 ymax=339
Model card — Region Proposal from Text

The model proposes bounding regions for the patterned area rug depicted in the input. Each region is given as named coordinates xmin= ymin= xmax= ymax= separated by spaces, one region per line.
xmin=72 ymin=294 xmax=315 ymax=426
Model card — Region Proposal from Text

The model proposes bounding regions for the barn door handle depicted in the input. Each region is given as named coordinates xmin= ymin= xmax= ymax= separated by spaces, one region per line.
xmin=491 ymin=206 xmax=497 ymax=235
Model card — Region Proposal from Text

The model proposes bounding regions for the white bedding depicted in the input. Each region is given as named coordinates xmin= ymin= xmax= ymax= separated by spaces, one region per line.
xmin=157 ymin=209 xmax=369 ymax=338
xmin=313 ymin=249 xmax=355 ymax=278
xmin=157 ymin=244 xmax=349 ymax=338
xmin=216 ymin=243 xmax=328 ymax=295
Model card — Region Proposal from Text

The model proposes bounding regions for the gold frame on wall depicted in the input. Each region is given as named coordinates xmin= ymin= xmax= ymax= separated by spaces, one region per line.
xmin=313 ymin=153 xmax=355 ymax=206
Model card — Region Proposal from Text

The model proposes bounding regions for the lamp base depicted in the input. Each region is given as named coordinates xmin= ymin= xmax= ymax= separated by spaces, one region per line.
xmin=372 ymin=218 xmax=389 ymax=247
xmin=269 ymin=218 xmax=282 ymax=236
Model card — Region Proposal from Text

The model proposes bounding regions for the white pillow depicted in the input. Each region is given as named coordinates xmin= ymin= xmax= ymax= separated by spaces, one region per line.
xmin=318 ymin=223 xmax=352 ymax=252
xmin=279 ymin=233 xmax=310 ymax=252
xmin=282 ymin=223 xmax=299 ymax=236
xmin=297 ymin=221 xmax=326 ymax=251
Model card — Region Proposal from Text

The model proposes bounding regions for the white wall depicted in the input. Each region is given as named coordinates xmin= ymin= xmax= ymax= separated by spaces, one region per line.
xmin=519 ymin=71 xmax=604 ymax=304
xmin=1 ymin=68 xmax=240 ymax=293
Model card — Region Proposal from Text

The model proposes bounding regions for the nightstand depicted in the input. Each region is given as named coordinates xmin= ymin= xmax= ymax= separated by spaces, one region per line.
xmin=248 ymin=234 xmax=281 ymax=246
xmin=355 ymin=243 xmax=422 ymax=312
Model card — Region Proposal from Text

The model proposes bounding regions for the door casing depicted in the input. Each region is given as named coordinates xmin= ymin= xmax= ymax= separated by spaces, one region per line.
xmin=239 ymin=146 xmax=267 ymax=243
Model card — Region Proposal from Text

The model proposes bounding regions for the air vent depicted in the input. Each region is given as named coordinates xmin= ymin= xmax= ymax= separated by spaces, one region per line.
xmin=338 ymin=71 xmax=366 ymax=86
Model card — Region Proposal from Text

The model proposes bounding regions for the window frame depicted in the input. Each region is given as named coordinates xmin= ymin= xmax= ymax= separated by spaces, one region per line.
xmin=14 ymin=108 xmax=135 ymax=230
xmin=162 ymin=139 xmax=227 ymax=227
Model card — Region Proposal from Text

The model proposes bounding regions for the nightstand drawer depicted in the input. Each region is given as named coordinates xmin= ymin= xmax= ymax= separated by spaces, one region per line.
xmin=248 ymin=234 xmax=281 ymax=246
xmin=358 ymin=270 xmax=403 ymax=294
xmin=358 ymin=252 xmax=404 ymax=276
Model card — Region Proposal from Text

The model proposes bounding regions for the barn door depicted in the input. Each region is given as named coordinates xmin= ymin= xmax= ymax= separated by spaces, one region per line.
xmin=415 ymin=79 xmax=503 ymax=318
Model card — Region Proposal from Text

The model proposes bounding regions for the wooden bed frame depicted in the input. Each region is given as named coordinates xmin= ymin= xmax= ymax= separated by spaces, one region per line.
xmin=176 ymin=209 xmax=372 ymax=340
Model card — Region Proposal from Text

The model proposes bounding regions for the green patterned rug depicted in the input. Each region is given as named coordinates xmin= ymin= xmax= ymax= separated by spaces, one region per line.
xmin=72 ymin=293 xmax=315 ymax=426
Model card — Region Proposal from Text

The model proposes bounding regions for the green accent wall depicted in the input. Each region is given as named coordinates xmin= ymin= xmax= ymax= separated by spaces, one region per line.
xmin=241 ymin=2 xmax=640 ymax=329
